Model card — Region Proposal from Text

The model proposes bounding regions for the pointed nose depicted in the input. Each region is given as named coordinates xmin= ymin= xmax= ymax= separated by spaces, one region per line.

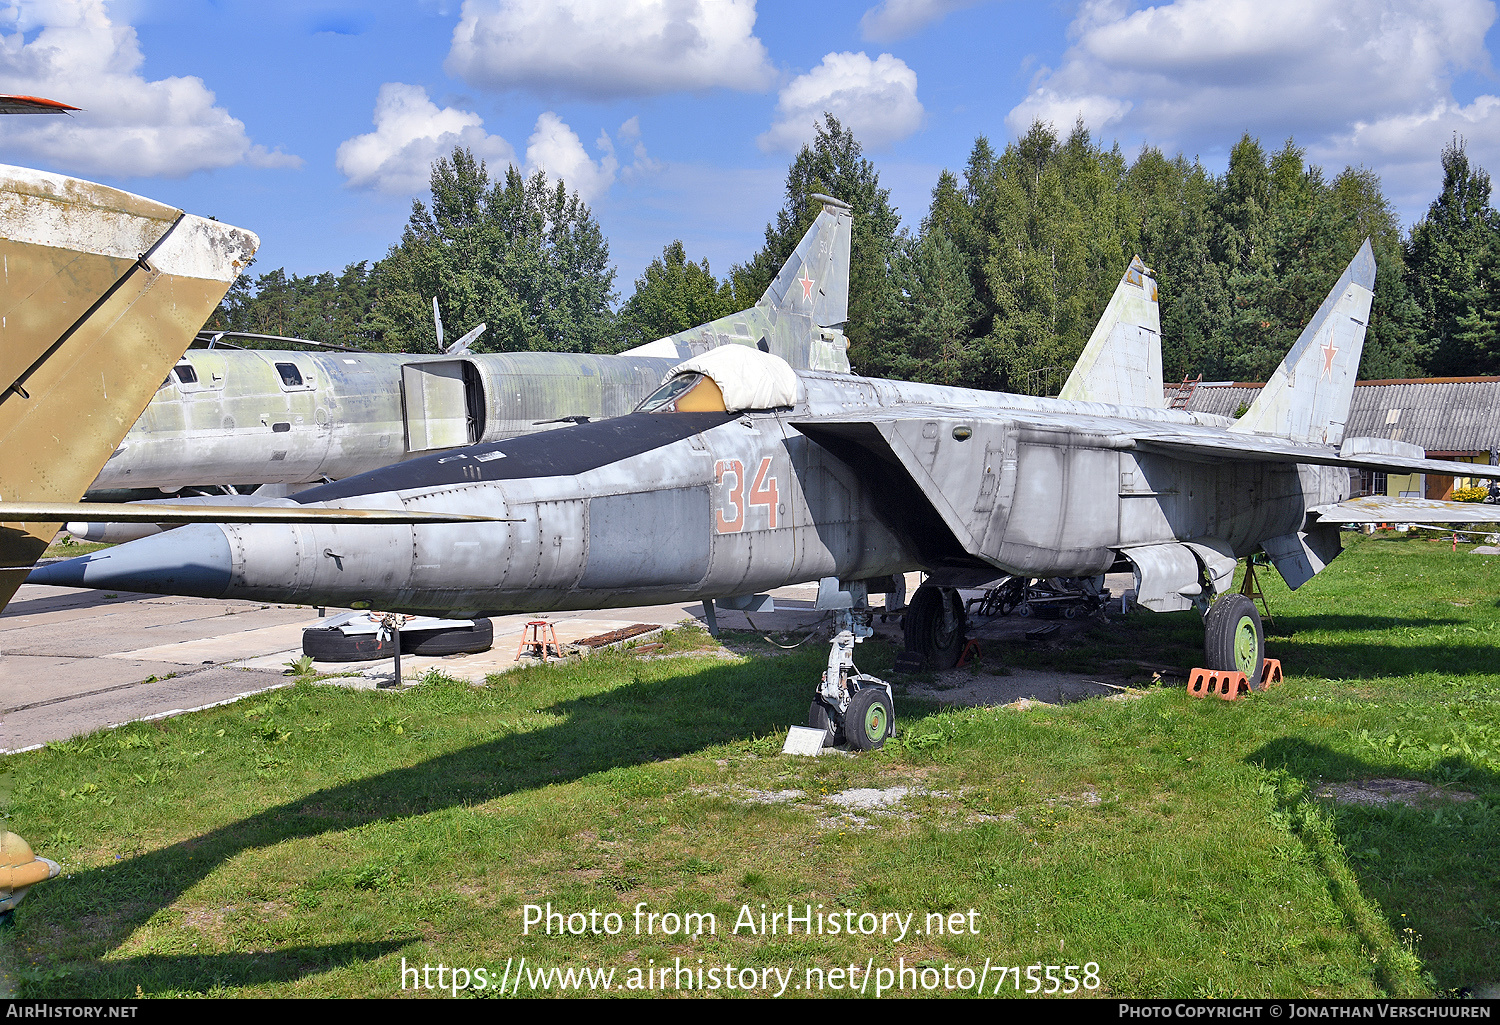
xmin=27 ymin=524 xmax=233 ymax=598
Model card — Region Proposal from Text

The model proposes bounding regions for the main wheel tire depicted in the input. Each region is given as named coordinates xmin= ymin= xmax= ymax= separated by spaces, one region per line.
xmin=903 ymin=586 xmax=967 ymax=667
xmin=1204 ymin=594 xmax=1264 ymax=688
xmin=301 ymin=629 xmax=390 ymax=662
xmin=807 ymin=700 xmax=843 ymax=748
xmin=302 ymin=618 xmax=494 ymax=662
xmin=402 ymin=618 xmax=494 ymax=656
xmin=845 ymin=688 xmax=893 ymax=751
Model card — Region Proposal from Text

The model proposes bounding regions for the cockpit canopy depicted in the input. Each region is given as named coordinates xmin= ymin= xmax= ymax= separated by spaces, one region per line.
xmin=636 ymin=372 xmax=727 ymax=412
xmin=634 ymin=345 xmax=800 ymax=414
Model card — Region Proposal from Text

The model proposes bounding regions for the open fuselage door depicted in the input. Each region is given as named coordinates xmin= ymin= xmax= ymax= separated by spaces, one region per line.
xmin=401 ymin=359 xmax=485 ymax=453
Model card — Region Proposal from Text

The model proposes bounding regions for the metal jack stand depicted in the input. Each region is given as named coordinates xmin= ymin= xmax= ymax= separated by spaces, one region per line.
xmin=1239 ymin=559 xmax=1275 ymax=630
xmin=376 ymin=612 xmax=409 ymax=688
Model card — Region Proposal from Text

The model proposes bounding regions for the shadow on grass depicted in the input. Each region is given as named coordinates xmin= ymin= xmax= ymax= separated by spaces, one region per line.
xmin=21 ymin=649 xmax=827 ymax=995
xmin=8 ymin=940 xmax=414 ymax=996
xmin=1247 ymin=738 xmax=1500 ymax=995
xmin=992 ymin=608 xmax=1485 ymax=680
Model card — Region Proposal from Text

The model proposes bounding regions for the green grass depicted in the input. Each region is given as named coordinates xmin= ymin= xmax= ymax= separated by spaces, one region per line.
xmin=2 ymin=533 xmax=1498 ymax=998
xmin=41 ymin=537 xmax=113 ymax=559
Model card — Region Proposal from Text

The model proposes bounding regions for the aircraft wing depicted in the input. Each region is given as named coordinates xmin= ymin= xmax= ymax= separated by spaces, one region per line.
xmin=0 ymin=502 xmax=504 ymax=525
xmin=791 ymin=405 xmax=1500 ymax=576
xmin=794 ymin=407 xmax=1500 ymax=481
xmin=1129 ymin=431 xmax=1500 ymax=480
xmin=1307 ymin=497 xmax=1500 ymax=524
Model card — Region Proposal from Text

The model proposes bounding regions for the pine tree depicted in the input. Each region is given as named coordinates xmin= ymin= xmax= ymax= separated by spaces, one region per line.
xmin=1404 ymin=138 xmax=1500 ymax=375
xmin=616 ymin=240 xmax=735 ymax=348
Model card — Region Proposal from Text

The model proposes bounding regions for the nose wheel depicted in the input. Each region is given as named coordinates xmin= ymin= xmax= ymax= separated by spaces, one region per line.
xmin=845 ymin=687 xmax=894 ymax=751
xmin=808 ymin=606 xmax=895 ymax=750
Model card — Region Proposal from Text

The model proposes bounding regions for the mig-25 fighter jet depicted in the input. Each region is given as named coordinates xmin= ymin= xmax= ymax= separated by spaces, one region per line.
xmin=33 ymin=241 xmax=1500 ymax=750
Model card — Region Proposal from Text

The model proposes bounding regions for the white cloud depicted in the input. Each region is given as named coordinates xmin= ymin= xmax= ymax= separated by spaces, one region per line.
xmin=759 ymin=51 xmax=924 ymax=153
xmin=335 ymin=83 xmax=517 ymax=194
xmin=0 ymin=0 xmax=299 ymax=177
xmin=338 ymin=87 xmax=657 ymax=203
xmin=445 ymin=0 xmax=774 ymax=98
xmin=1004 ymin=0 xmax=1500 ymax=217
xmin=525 ymin=114 xmax=664 ymax=200
xmin=1007 ymin=89 xmax=1132 ymax=136
xmin=616 ymin=115 xmax=664 ymax=180
xmin=525 ymin=111 xmax=618 ymax=201
xmin=859 ymin=0 xmax=980 ymax=42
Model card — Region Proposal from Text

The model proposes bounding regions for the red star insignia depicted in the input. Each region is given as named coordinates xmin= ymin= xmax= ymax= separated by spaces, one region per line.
xmin=1321 ymin=338 xmax=1338 ymax=379
xmin=798 ymin=271 xmax=815 ymax=301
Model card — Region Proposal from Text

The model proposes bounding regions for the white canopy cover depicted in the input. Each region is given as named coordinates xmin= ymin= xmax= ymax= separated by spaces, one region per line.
xmin=668 ymin=345 xmax=801 ymax=411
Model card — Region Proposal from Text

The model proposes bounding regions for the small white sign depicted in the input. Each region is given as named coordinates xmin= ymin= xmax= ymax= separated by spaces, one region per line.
xmin=782 ymin=725 xmax=827 ymax=757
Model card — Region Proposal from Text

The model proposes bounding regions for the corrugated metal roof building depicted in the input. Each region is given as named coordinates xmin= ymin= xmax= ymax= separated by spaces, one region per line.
xmin=1172 ymin=376 xmax=1500 ymax=499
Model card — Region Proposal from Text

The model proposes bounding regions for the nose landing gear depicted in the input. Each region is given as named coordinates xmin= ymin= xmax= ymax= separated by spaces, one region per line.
xmin=807 ymin=587 xmax=895 ymax=751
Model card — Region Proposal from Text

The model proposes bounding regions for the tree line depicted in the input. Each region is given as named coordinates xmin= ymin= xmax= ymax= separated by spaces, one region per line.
xmin=208 ymin=116 xmax=1500 ymax=390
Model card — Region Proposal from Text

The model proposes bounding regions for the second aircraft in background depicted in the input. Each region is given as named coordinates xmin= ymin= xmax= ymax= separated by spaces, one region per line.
xmin=77 ymin=196 xmax=856 ymax=540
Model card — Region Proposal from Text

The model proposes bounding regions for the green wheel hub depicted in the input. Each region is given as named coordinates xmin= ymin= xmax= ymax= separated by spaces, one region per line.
xmin=862 ymin=702 xmax=888 ymax=743
xmin=1234 ymin=615 xmax=1258 ymax=676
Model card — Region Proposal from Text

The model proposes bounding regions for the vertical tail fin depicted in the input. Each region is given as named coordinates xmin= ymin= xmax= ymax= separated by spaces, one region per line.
xmin=621 ymin=195 xmax=853 ymax=372
xmin=0 ymin=166 xmax=257 ymax=608
xmin=1059 ymin=256 xmax=1163 ymax=406
xmin=757 ymin=193 xmax=851 ymax=329
xmin=1229 ymin=239 xmax=1375 ymax=444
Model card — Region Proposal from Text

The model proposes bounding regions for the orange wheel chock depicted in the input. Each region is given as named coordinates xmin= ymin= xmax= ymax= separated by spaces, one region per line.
xmin=957 ymin=638 xmax=982 ymax=667
xmin=1188 ymin=668 xmax=1248 ymax=700
xmin=1188 ymin=659 xmax=1283 ymax=700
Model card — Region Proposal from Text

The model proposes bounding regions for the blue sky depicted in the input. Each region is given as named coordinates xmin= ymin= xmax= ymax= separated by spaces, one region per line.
xmin=2 ymin=0 xmax=1497 ymax=300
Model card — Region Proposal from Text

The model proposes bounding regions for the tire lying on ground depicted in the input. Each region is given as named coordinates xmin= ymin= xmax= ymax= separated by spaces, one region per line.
xmin=302 ymin=618 xmax=494 ymax=662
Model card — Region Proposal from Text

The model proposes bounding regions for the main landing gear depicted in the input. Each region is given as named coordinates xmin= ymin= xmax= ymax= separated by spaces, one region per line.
xmin=806 ymin=584 xmax=895 ymax=751
xmin=903 ymin=584 xmax=967 ymax=668
xmin=1202 ymin=592 xmax=1266 ymax=689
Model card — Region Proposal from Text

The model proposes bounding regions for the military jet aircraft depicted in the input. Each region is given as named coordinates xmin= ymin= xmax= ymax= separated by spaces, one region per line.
xmin=78 ymin=196 xmax=854 ymax=521
xmin=34 ymin=241 xmax=1500 ymax=750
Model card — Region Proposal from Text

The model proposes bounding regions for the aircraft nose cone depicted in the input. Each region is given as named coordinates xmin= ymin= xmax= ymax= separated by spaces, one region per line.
xmin=27 ymin=524 xmax=233 ymax=598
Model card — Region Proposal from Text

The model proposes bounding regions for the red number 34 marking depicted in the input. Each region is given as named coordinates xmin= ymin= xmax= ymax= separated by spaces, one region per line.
xmin=715 ymin=456 xmax=778 ymax=534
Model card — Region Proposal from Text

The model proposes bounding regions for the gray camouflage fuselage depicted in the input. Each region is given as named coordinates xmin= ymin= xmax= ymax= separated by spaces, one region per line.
xmin=58 ymin=371 xmax=1350 ymax=617
xmin=90 ymin=199 xmax=855 ymax=496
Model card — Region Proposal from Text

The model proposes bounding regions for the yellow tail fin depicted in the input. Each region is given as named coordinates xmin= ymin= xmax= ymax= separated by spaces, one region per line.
xmin=0 ymin=165 xmax=257 ymax=607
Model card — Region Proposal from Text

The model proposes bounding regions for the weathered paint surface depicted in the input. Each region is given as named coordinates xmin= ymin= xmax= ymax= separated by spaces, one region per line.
xmin=89 ymin=199 xmax=855 ymax=496
xmin=1058 ymin=256 xmax=1162 ymax=407
xmin=39 ymin=244 xmax=1500 ymax=621
xmin=95 ymin=348 xmax=683 ymax=491
xmin=0 ymin=164 xmax=257 ymax=607
xmin=623 ymin=197 xmax=852 ymax=374
xmin=1231 ymin=241 xmax=1375 ymax=446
